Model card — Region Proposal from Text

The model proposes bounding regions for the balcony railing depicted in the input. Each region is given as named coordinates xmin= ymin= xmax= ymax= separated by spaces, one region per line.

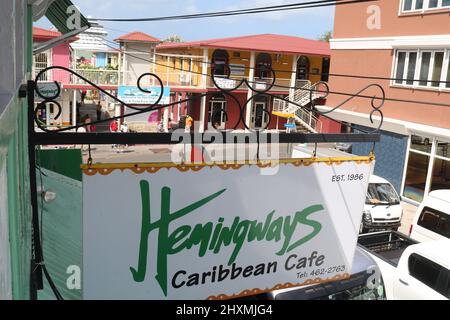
xmin=207 ymin=76 xmax=292 ymax=92
xmin=72 ymin=68 xmax=120 ymax=86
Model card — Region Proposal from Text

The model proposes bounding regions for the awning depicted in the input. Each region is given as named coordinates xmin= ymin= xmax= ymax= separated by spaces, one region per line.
xmin=33 ymin=0 xmax=90 ymax=55
xmin=45 ymin=0 xmax=90 ymax=35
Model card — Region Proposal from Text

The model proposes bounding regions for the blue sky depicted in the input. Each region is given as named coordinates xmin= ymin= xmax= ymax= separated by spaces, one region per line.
xmin=36 ymin=0 xmax=335 ymax=42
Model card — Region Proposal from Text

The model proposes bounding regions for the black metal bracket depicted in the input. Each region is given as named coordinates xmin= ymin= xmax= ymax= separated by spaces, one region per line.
xmin=31 ymin=132 xmax=380 ymax=146
xmin=19 ymin=84 xmax=28 ymax=98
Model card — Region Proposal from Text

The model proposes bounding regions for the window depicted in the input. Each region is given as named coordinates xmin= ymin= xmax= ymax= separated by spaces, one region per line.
xmin=408 ymin=253 xmax=447 ymax=294
xmin=403 ymin=135 xmax=432 ymax=202
xmin=297 ymin=56 xmax=310 ymax=81
xmin=401 ymin=0 xmax=450 ymax=12
xmin=418 ymin=207 xmax=450 ymax=238
xmin=274 ymin=271 xmax=386 ymax=300
xmin=366 ymin=183 xmax=400 ymax=205
xmin=255 ymin=53 xmax=272 ymax=79
xmin=212 ymin=49 xmax=229 ymax=77
xmin=393 ymin=50 xmax=449 ymax=89
xmin=446 ymin=275 xmax=450 ymax=299
xmin=33 ymin=50 xmax=51 ymax=81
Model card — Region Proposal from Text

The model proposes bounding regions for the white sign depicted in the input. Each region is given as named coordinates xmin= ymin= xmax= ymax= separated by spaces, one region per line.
xmin=82 ymin=157 xmax=373 ymax=299
xmin=213 ymin=77 xmax=236 ymax=89
xmin=118 ymin=86 xmax=170 ymax=105
xmin=35 ymin=82 xmax=61 ymax=101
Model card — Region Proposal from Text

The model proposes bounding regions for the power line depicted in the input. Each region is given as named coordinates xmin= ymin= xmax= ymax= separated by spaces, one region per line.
xmin=100 ymin=39 xmax=450 ymax=109
xmin=94 ymin=0 xmax=377 ymax=22
xmin=102 ymin=27 xmax=450 ymax=86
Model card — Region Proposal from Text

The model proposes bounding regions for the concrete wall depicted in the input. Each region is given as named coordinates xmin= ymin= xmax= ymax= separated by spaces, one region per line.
xmin=334 ymin=0 xmax=450 ymax=38
xmin=326 ymin=49 xmax=450 ymax=130
xmin=0 ymin=160 xmax=12 ymax=299
xmin=123 ymin=43 xmax=155 ymax=86
xmin=0 ymin=0 xmax=32 ymax=300
xmin=51 ymin=43 xmax=71 ymax=84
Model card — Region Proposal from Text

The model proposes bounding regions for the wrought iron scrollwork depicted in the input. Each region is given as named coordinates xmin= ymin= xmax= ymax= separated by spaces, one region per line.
xmin=33 ymin=64 xmax=385 ymax=134
xmin=312 ymin=83 xmax=385 ymax=133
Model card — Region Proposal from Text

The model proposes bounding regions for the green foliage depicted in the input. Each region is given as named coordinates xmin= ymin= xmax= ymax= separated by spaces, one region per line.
xmin=318 ymin=31 xmax=333 ymax=42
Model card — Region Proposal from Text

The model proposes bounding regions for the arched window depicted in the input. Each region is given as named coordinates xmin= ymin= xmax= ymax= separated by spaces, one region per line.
xmin=255 ymin=53 xmax=272 ymax=79
xmin=212 ymin=49 xmax=229 ymax=76
xmin=296 ymin=56 xmax=310 ymax=80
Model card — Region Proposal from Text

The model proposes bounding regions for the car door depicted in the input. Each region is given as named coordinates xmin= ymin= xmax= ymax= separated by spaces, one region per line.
xmin=393 ymin=252 xmax=448 ymax=300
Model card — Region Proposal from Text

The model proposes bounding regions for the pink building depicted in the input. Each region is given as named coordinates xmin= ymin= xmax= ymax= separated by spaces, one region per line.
xmin=321 ymin=0 xmax=450 ymax=203
xmin=33 ymin=27 xmax=79 ymax=126
xmin=32 ymin=27 xmax=77 ymax=84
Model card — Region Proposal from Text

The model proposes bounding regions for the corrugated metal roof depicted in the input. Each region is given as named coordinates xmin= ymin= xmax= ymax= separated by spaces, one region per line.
xmin=158 ymin=33 xmax=331 ymax=56
xmin=114 ymin=32 xmax=160 ymax=43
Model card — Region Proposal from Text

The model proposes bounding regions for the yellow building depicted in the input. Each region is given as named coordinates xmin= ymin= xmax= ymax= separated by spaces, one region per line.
xmin=155 ymin=34 xmax=331 ymax=131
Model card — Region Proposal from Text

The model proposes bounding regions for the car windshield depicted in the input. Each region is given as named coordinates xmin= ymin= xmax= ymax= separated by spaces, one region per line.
xmin=273 ymin=271 xmax=386 ymax=300
xmin=366 ymin=183 xmax=400 ymax=205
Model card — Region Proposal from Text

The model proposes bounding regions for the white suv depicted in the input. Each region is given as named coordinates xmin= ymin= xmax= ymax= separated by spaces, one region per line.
xmin=410 ymin=190 xmax=450 ymax=242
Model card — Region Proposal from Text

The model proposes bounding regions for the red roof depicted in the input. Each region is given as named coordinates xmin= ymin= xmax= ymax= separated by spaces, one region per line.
xmin=157 ymin=33 xmax=330 ymax=56
xmin=33 ymin=26 xmax=61 ymax=40
xmin=114 ymin=32 xmax=160 ymax=43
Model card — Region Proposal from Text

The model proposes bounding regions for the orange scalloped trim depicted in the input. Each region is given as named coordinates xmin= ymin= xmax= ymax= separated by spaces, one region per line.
xmin=81 ymin=156 xmax=373 ymax=176
xmin=206 ymin=273 xmax=351 ymax=300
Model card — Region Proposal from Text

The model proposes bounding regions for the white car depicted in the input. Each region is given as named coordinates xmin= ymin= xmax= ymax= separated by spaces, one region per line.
xmin=410 ymin=190 xmax=450 ymax=242
xmin=360 ymin=175 xmax=403 ymax=233
xmin=359 ymin=231 xmax=450 ymax=300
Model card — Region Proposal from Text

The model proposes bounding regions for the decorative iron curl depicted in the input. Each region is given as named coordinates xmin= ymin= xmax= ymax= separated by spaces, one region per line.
xmin=210 ymin=65 xmax=276 ymax=132
xmin=312 ymin=83 xmax=385 ymax=133
xmin=210 ymin=64 xmax=276 ymax=94
xmin=32 ymin=65 xmax=385 ymax=135
xmin=33 ymin=66 xmax=165 ymax=132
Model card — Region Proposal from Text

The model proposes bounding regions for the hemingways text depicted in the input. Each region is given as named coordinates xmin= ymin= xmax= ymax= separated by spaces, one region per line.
xmin=130 ymin=180 xmax=326 ymax=297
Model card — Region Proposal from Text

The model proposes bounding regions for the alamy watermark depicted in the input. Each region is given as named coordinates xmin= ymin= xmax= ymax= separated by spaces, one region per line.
xmin=169 ymin=126 xmax=281 ymax=175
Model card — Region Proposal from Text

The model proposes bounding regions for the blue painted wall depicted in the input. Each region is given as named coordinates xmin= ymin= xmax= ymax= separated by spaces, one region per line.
xmin=352 ymin=125 xmax=408 ymax=193
xmin=95 ymin=52 xmax=106 ymax=68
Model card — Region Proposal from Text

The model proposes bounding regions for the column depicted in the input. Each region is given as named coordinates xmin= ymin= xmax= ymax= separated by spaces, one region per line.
xmin=424 ymin=138 xmax=438 ymax=196
xmin=118 ymin=51 xmax=122 ymax=85
xmin=245 ymin=51 xmax=256 ymax=129
xmin=152 ymin=47 xmax=156 ymax=86
xmin=72 ymin=90 xmax=77 ymax=127
xmin=199 ymin=95 xmax=206 ymax=133
xmin=201 ymin=48 xmax=208 ymax=89
xmin=163 ymin=106 xmax=169 ymax=132
xmin=290 ymin=55 xmax=298 ymax=97
xmin=166 ymin=56 xmax=170 ymax=86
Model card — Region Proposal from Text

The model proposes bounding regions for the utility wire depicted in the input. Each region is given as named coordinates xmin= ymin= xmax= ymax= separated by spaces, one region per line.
xmin=102 ymin=27 xmax=450 ymax=86
xmin=34 ymin=149 xmax=64 ymax=300
xmin=94 ymin=0 xmax=377 ymax=22
xmin=101 ymin=39 xmax=450 ymax=109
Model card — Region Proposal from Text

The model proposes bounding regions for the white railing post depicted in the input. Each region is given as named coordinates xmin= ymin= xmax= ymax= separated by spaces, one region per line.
xmin=290 ymin=55 xmax=298 ymax=97
xmin=245 ymin=51 xmax=256 ymax=129
xmin=152 ymin=47 xmax=156 ymax=86
xmin=201 ymin=48 xmax=208 ymax=89
xmin=167 ymin=56 xmax=170 ymax=86
xmin=190 ymin=57 xmax=193 ymax=87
